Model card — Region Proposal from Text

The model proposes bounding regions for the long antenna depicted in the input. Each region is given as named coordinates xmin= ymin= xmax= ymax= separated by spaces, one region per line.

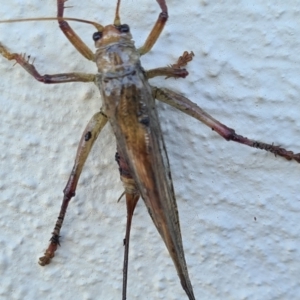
xmin=114 ymin=0 xmax=121 ymax=26
xmin=0 ymin=17 xmax=104 ymax=31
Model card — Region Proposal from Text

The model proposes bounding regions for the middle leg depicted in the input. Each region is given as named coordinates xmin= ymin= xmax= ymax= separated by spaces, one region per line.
xmin=0 ymin=43 xmax=95 ymax=84
xmin=146 ymin=51 xmax=194 ymax=79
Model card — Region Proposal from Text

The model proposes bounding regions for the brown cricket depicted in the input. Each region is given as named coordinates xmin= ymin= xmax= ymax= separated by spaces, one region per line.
xmin=1 ymin=0 xmax=300 ymax=299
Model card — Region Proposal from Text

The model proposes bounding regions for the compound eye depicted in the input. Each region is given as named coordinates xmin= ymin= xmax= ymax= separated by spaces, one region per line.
xmin=118 ymin=24 xmax=130 ymax=33
xmin=93 ymin=31 xmax=103 ymax=41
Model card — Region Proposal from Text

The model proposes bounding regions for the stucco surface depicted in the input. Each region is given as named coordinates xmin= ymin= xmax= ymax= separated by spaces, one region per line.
xmin=0 ymin=1 xmax=300 ymax=299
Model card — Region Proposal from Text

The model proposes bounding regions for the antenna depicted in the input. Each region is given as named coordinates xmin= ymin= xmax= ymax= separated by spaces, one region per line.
xmin=0 ymin=17 xmax=104 ymax=31
xmin=114 ymin=0 xmax=121 ymax=26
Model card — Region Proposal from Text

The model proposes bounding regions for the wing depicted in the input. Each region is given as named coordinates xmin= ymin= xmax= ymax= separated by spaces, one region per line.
xmin=103 ymin=72 xmax=195 ymax=300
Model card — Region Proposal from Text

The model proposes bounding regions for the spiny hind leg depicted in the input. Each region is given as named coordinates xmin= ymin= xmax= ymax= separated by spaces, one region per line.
xmin=153 ymin=86 xmax=300 ymax=163
xmin=39 ymin=111 xmax=108 ymax=266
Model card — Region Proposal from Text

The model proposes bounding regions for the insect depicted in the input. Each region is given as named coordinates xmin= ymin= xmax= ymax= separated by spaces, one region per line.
xmin=1 ymin=1 xmax=300 ymax=299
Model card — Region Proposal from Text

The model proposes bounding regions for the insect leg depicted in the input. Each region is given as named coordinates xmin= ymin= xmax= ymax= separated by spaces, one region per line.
xmin=57 ymin=0 xmax=95 ymax=61
xmin=0 ymin=43 xmax=95 ymax=83
xmin=138 ymin=0 xmax=168 ymax=55
xmin=170 ymin=51 xmax=195 ymax=69
xmin=39 ymin=111 xmax=108 ymax=266
xmin=153 ymin=87 xmax=300 ymax=163
xmin=146 ymin=67 xmax=188 ymax=79
xmin=146 ymin=51 xmax=194 ymax=79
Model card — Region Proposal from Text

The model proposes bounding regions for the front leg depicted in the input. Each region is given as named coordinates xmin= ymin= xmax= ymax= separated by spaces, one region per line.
xmin=153 ymin=86 xmax=300 ymax=163
xmin=57 ymin=0 xmax=95 ymax=61
xmin=0 ymin=43 xmax=95 ymax=84
xmin=138 ymin=0 xmax=168 ymax=55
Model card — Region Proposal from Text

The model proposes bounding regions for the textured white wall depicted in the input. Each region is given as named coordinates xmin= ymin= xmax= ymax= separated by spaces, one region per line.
xmin=1 ymin=1 xmax=300 ymax=299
